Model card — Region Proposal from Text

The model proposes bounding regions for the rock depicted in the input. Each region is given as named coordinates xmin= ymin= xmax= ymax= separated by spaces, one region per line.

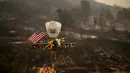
xmin=59 ymin=70 xmax=66 ymax=73
xmin=32 ymin=66 xmax=37 ymax=70
xmin=110 ymin=67 xmax=120 ymax=71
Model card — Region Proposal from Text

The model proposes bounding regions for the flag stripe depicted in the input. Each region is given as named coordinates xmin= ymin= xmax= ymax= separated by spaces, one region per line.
xmin=29 ymin=35 xmax=37 ymax=42
xmin=33 ymin=33 xmax=44 ymax=44
xmin=28 ymin=33 xmax=36 ymax=40
xmin=30 ymin=34 xmax=41 ymax=43
xmin=30 ymin=34 xmax=39 ymax=44
xmin=28 ymin=32 xmax=44 ymax=44
xmin=33 ymin=32 xmax=44 ymax=44
xmin=28 ymin=33 xmax=38 ymax=43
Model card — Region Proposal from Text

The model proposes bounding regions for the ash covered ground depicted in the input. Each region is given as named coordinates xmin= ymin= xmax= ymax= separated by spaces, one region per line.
xmin=0 ymin=0 xmax=130 ymax=73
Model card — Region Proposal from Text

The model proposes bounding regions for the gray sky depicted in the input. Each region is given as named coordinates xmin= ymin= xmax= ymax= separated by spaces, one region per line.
xmin=66 ymin=0 xmax=130 ymax=8
xmin=95 ymin=0 xmax=130 ymax=8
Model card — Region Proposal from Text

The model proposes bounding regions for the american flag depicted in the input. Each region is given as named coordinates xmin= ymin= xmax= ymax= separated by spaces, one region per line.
xmin=28 ymin=32 xmax=45 ymax=44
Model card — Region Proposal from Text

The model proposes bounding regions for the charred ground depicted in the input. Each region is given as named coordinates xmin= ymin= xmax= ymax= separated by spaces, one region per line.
xmin=0 ymin=0 xmax=130 ymax=73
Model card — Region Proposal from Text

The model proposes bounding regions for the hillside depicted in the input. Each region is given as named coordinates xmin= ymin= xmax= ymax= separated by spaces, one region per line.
xmin=0 ymin=0 xmax=130 ymax=73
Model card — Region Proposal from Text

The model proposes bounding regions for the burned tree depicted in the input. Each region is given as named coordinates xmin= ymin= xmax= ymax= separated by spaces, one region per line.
xmin=80 ymin=0 xmax=91 ymax=21
xmin=94 ymin=17 xmax=98 ymax=26
xmin=56 ymin=9 xmax=74 ymax=29
xmin=116 ymin=8 xmax=130 ymax=31
xmin=116 ymin=8 xmax=130 ymax=21
xmin=99 ymin=16 xmax=105 ymax=30
xmin=99 ymin=10 xmax=106 ymax=30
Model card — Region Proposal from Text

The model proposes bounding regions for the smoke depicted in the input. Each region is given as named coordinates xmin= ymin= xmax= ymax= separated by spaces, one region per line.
xmin=1 ymin=0 xmax=45 ymax=9
xmin=65 ymin=0 xmax=81 ymax=5
xmin=65 ymin=0 xmax=130 ymax=8
xmin=96 ymin=0 xmax=130 ymax=8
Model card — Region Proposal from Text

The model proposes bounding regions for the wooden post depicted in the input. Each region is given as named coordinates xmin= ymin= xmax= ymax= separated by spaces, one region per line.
xmin=36 ymin=38 xmax=76 ymax=73
xmin=95 ymin=64 xmax=100 ymax=73
xmin=51 ymin=39 xmax=57 ymax=73
xmin=51 ymin=50 xmax=56 ymax=73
